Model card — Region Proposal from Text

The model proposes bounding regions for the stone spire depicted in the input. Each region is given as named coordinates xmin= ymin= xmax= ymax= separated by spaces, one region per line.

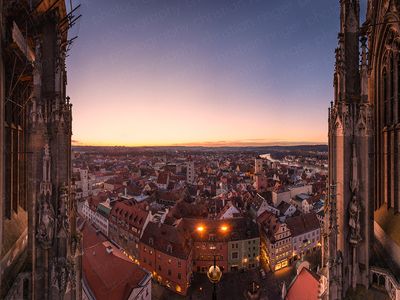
xmin=341 ymin=0 xmax=361 ymax=102
xmin=360 ymin=36 xmax=368 ymax=102
xmin=40 ymin=144 xmax=52 ymax=196
xmin=324 ymin=0 xmax=373 ymax=299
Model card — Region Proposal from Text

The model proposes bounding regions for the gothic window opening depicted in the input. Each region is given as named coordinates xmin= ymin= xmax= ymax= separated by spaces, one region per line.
xmin=390 ymin=54 xmax=395 ymax=124
xmin=4 ymin=54 xmax=29 ymax=218
xmin=5 ymin=122 xmax=11 ymax=219
xmin=18 ymin=126 xmax=26 ymax=210
xmin=12 ymin=124 xmax=18 ymax=213
xmin=398 ymin=54 xmax=400 ymax=122
xmin=383 ymin=68 xmax=388 ymax=126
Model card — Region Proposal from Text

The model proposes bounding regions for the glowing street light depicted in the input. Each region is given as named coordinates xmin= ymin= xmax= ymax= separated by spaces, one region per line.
xmin=220 ymin=225 xmax=228 ymax=233
xmin=196 ymin=225 xmax=205 ymax=233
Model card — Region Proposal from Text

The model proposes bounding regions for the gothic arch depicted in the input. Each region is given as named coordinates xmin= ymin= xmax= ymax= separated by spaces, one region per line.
xmin=379 ymin=274 xmax=386 ymax=287
xmin=372 ymin=273 xmax=379 ymax=285
xmin=369 ymin=2 xmax=400 ymax=210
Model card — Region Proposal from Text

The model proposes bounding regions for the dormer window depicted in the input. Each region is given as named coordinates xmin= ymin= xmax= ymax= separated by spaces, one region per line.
xmin=149 ymin=238 xmax=154 ymax=246
xmin=167 ymin=244 xmax=173 ymax=253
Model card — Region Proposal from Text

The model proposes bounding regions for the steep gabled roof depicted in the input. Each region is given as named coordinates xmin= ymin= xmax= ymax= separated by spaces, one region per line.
xmin=140 ymin=222 xmax=191 ymax=260
xmin=110 ymin=201 xmax=149 ymax=232
xmin=83 ymin=241 xmax=149 ymax=300
xmin=286 ymin=213 xmax=320 ymax=237
xmin=286 ymin=267 xmax=320 ymax=300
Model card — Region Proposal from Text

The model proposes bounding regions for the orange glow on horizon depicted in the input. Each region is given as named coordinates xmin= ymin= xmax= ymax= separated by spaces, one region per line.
xmin=72 ymin=138 xmax=327 ymax=147
xmin=69 ymin=56 xmax=328 ymax=148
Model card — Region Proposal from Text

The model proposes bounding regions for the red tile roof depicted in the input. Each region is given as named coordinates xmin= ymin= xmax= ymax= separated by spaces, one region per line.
xmin=110 ymin=201 xmax=149 ymax=233
xmin=140 ymin=222 xmax=191 ymax=260
xmin=157 ymin=172 xmax=169 ymax=185
xmin=286 ymin=213 xmax=320 ymax=237
xmin=286 ymin=267 xmax=320 ymax=300
xmin=83 ymin=241 xmax=149 ymax=300
xmin=81 ymin=222 xmax=107 ymax=250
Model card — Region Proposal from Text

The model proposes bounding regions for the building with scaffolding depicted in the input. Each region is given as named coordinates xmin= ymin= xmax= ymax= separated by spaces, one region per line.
xmin=0 ymin=1 xmax=81 ymax=299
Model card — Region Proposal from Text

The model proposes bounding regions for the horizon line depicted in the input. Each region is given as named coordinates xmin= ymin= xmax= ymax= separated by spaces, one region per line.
xmin=72 ymin=142 xmax=328 ymax=148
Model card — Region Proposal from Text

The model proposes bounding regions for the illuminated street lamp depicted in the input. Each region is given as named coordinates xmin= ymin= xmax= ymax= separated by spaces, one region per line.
xmin=197 ymin=225 xmax=205 ymax=233
xmin=220 ymin=225 xmax=228 ymax=233
xmin=207 ymin=256 xmax=222 ymax=300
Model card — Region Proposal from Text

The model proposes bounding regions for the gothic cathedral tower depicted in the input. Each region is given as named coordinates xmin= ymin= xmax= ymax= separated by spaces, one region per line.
xmin=323 ymin=0 xmax=374 ymax=299
xmin=0 ymin=1 xmax=81 ymax=299
xmin=28 ymin=3 xmax=81 ymax=299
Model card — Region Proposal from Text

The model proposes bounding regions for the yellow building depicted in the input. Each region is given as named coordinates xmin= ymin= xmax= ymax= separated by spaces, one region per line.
xmin=258 ymin=211 xmax=292 ymax=271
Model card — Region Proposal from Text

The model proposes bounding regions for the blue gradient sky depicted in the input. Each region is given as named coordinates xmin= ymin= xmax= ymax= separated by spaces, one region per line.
xmin=67 ymin=0 xmax=346 ymax=146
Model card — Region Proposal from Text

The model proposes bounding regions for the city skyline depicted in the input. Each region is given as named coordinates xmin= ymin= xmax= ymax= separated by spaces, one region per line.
xmin=68 ymin=0 xmax=343 ymax=146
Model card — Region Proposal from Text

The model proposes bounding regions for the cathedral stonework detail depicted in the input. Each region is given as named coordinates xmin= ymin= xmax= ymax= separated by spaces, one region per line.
xmin=36 ymin=196 xmax=56 ymax=250
xmin=323 ymin=0 xmax=400 ymax=299
xmin=0 ymin=1 xmax=81 ymax=299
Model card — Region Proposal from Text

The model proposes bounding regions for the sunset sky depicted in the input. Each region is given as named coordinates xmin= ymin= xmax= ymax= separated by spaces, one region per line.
xmin=67 ymin=0 xmax=349 ymax=147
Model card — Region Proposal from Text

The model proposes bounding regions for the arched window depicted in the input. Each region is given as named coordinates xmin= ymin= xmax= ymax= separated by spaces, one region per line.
xmin=398 ymin=54 xmax=400 ymax=122
xmin=383 ymin=68 xmax=388 ymax=125
xmin=390 ymin=54 xmax=394 ymax=124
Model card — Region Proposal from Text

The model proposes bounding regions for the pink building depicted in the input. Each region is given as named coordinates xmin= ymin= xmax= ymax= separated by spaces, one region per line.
xmin=139 ymin=222 xmax=192 ymax=295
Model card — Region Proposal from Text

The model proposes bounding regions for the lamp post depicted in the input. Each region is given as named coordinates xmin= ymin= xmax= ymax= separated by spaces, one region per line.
xmin=195 ymin=223 xmax=228 ymax=300
xmin=207 ymin=255 xmax=222 ymax=300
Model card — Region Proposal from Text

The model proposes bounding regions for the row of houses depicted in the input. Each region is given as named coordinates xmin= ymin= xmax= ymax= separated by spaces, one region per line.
xmin=138 ymin=218 xmax=260 ymax=295
xmin=81 ymin=195 xmax=260 ymax=296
